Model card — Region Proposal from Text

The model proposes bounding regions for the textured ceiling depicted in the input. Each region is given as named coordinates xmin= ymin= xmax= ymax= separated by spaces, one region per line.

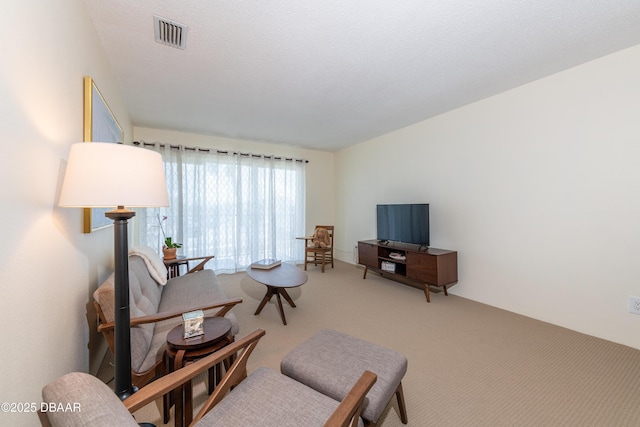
xmin=83 ymin=1 xmax=640 ymax=152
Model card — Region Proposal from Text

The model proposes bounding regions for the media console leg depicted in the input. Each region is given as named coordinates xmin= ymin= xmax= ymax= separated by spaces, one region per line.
xmin=443 ymin=285 xmax=448 ymax=296
xmin=424 ymin=285 xmax=430 ymax=303
xmin=363 ymin=266 xmax=368 ymax=279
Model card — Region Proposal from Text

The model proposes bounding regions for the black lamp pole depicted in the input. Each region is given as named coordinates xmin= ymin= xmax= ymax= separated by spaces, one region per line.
xmin=106 ymin=206 xmax=137 ymax=400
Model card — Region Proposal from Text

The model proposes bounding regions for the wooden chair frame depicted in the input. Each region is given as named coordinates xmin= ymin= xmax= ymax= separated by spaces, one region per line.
xmin=122 ymin=329 xmax=376 ymax=427
xmin=93 ymin=297 xmax=242 ymax=389
xmin=302 ymin=225 xmax=335 ymax=273
xmin=39 ymin=329 xmax=376 ymax=427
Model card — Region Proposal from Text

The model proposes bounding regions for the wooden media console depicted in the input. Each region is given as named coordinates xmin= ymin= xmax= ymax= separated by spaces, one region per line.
xmin=358 ymin=240 xmax=458 ymax=302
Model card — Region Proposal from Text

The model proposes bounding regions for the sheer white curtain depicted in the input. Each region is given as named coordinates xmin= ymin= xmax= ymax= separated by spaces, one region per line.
xmin=138 ymin=142 xmax=306 ymax=274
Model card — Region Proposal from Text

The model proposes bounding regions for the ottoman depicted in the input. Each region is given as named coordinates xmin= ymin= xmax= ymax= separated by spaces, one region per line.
xmin=281 ymin=328 xmax=408 ymax=426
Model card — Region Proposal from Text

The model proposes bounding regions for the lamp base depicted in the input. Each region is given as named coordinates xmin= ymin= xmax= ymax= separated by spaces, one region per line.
xmin=106 ymin=207 xmax=136 ymax=400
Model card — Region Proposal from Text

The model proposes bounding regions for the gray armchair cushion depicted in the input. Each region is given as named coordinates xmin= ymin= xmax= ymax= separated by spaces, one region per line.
xmin=41 ymin=372 xmax=138 ymax=427
xmin=197 ymin=367 xmax=363 ymax=427
xmin=94 ymin=254 xmax=239 ymax=374
xmin=281 ymin=328 xmax=407 ymax=423
xmin=138 ymin=269 xmax=239 ymax=373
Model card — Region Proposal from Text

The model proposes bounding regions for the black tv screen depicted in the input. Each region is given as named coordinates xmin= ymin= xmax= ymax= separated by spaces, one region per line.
xmin=377 ymin=204 xmax=430 ymax=246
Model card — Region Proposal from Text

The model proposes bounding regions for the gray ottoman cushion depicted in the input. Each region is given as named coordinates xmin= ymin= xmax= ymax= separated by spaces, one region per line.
xmin=197 ymin=367 xmax=363 ymax=427
xmin=281 ymin=328 xmax=407 ymax=423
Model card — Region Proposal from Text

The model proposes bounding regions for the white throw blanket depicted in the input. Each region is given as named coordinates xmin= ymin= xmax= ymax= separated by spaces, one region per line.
xmin=129 ymin=245 xmax=168 ymax=285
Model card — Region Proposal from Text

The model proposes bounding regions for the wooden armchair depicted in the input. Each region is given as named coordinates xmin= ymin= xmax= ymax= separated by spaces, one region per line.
xmin=300 ymin=225 xmax=335 ymax=272
xmin=39 ymin=329 xmax=377 ymax=427
xmin=93 ymin=252 xmax=242 ymax=422
xmin=94 ymin=298 xmax=241 ymax=388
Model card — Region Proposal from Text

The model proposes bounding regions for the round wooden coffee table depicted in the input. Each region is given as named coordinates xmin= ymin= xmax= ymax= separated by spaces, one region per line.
xmin=247 ymin=262 xmax=308 ymax=325
xmin=166 ymin=317 xmax=233 ymax=427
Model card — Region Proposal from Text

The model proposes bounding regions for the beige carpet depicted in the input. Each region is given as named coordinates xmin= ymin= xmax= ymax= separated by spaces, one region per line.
xmin=131 ymin=260 xmax=640 ymax=426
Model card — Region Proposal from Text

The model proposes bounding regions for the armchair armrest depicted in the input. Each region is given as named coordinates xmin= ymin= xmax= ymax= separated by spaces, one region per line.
xmin=163 ymin=255 xmax=215 ymax=276
xmin=323 ymin=370 xmax=377 ymax=427
xmin=98 ymin=297 xmax=242 ymax=333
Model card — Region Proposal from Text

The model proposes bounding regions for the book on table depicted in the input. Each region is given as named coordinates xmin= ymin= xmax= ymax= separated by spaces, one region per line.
xmin=251 ymin=259 xmax=282 ymax=269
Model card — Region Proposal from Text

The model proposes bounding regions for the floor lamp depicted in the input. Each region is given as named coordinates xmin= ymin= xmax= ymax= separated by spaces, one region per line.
xmin=59 ymin=142 xmax=169 ymax=400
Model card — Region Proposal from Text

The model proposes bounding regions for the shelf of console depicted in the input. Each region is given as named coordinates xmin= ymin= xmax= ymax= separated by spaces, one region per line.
xmin=358 ymin=240 xmax=458 ymax=303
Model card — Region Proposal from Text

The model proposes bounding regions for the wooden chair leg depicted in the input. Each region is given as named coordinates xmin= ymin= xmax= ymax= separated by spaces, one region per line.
xmin=163 ymin=392 xmax=171 ymax=424
xmin=208 ymin=365 xmax=216 ymax=395
xmin=163 ymin=354 xmax=172 ymax=423
xmin=395 ymin=382 xmax=408 ymax=424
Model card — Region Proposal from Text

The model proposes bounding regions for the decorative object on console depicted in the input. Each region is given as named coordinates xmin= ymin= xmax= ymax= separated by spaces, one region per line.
xmin=381 ymin=261 xmax=396 ymax=272
xmin=59 ymin=142 xmax=169 ymax=400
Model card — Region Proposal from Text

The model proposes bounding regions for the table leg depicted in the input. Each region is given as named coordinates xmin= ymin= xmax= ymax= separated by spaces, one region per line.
xmin=174 ymin=350 xmax=186 ymax=427
xmin=279 ymin=288 xmax=296 ymax=308
xmin=184 ymin=377 xmax=193 ymax=427
xmin=275 ymin=292 xmax=288 ymax=325
xmin=254 ymin=286 xmax=276 ymax=315
xmin=255 ymin=286 xmax=298 ymax=325
xmin=163 ymin=353 xmax=173 ymax=424
xmin=209 ymin=363 xmax=220 ymax=394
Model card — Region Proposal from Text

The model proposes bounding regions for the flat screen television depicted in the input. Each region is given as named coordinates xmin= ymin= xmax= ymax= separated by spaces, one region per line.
xmin=376 ymin=203 xmax=430 ymax=247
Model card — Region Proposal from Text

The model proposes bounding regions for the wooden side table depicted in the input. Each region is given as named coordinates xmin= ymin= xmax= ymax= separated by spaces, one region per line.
xmin=163 ymin=255 xmax=214 ymax=278
xmin=165 ymin=317 xmax=233 ymax=427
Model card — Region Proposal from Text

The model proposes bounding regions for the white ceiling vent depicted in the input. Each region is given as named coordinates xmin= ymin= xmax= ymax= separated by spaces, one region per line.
xmin=154 ymin=15 xmax=187 ymax=49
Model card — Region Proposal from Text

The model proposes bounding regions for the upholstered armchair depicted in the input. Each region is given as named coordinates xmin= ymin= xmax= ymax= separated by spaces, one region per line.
xmin=93 ymin=246 xmax=242 ymax=421
xmin=39 ymin=329 xmax=376 ymax=427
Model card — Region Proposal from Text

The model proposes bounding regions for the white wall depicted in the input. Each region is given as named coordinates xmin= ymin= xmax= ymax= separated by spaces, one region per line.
xmin=1 ymin=4 xmax=637 ymax=424
xmin=335 ymin=44 xmax=640 ymax=349
xmin=133 ymin=127 xmax=335 ymax=237
xmin=0 ymin=1 xmax=131 ymax=425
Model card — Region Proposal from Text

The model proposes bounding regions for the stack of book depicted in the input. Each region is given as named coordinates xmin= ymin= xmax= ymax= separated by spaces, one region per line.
xmin=250 ymin=259 xmax=282 ymax=270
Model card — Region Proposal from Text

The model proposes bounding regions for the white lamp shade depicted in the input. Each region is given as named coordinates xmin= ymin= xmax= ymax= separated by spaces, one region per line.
xmin=59 ymin=142 xmax=169 ymax=208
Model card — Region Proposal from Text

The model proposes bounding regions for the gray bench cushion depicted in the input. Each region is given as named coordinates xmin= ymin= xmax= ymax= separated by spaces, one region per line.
xmin=280 ymin=328 xmax=407 ymax=423
xmin=42 ymin=372 xmax=138 ymax=427
xmin=197 ymin=367 xmax=363 ymax=427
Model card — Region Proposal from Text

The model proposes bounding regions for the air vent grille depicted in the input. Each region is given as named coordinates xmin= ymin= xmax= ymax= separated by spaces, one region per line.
xmin=154 ymin=16 xmax=187 ymax=49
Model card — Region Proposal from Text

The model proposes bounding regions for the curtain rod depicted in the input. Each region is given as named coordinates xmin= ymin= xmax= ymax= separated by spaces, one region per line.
xmin=133 ymin=141 xmax=309 ymax=164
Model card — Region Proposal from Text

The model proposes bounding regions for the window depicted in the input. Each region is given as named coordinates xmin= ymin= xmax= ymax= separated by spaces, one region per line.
xmin=138 ymin=143 xmax=306 ymax=273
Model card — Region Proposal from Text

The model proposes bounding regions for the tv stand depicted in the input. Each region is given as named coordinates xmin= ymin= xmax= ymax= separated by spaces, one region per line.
xmin=358 ymin=240 xmax=458 ymax=302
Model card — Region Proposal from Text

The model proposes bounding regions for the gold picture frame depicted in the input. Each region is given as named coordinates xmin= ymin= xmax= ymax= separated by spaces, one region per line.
xmin=82 ymin=76 xmax=124 ymax=233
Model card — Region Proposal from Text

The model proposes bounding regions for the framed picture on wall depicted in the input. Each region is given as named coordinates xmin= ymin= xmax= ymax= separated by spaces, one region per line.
xmin=82 ymin=76 xmax=124 ymax=233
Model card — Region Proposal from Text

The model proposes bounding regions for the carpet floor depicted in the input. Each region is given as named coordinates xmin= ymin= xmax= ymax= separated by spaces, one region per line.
xmin=129 ymin=260 xmax=640 ymax=426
